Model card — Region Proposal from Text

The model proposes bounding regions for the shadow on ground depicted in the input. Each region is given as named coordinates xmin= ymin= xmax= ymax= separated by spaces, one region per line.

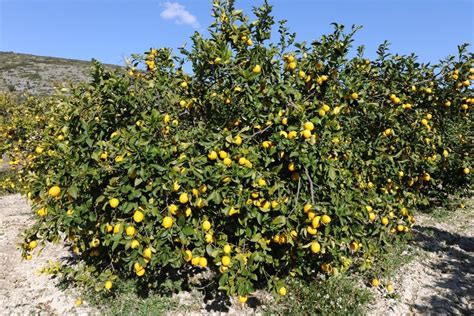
xmin=412 ymin=224 xmax=474 ymax=314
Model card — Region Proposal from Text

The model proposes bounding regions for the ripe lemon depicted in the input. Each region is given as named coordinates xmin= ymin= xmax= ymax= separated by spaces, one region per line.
xmin=301 ymin=130 xmax=312 ymax=139
xmin=321 ymin=214 xmax=331 ymax=225
xmin=29 ymin=240 xmax=38 ymax=250
xmin=35 ymin=146 xmax=44 ymax=154
xmin=202 ymin=220 xmax=211 ymax=231
xmin=74 ymin=299 xmax=83 ymax=307
xmin=109 ymin=198 xmax=119 ymax=208
xmin=221 ymin=256 xmax=231 ymax=266
xmin=162 ymin=216 xmax=173 ymax=228
xmin=381 ymin=217 xmax=389 ymax=225
xmin=351 ymin=92 xmax=359 ymax=100
xmin=368 ymin=212 xmax=376 ymax=221
xmin=168 ymin=204 xmax=178 ymax=215
xmin=464 ymin=168 xmax=470 ymax=175
xmin=37 ymin=207 xmax=47 ymax=217
xmin=371 ymin=278 xmax=380 ymax=287
xmin=223 ymin=157 xmax=232 ymax=166
xmin=91 ymin=238 xmax=100 ymax=248
xmin=303 ymin=203 xmax=312 ymax=213
xmin=258 ymin=178 xmax=266 ymax=186
xmin=311 ymin=241 xmax=321 ymax=253
xmin=386 ymin=284 xmax=394 ymax=293
xmin=104 ymin=280 xmax=113 ymax=290
xmin=278 ymin=286 xmax=287 ymax=296
xmin=133 ymin=210 xmax=144 ymax=223
xmin=223 ymin=244 xmax=232 ymax=254
xmin=191 ymin=256 xmax=200 ymax=265
xmin=100 ymin=152 xmax=108 ymax=160
xmin=205 ymin=233 xmax=213 ymax=243
xmin=130 ymin=239 xmax=140 ymax=249
xmin=287 ymin=131 xmax=297 ymax=139
xmin=184 ymin=249 xmax=193 ymax=262
xmin=288 ymin=162 xmax=296 ymax=172
xmin=307 ymin=226 xmax=317 ymax=235
xmin=113 ymin=223 xmax=121 ymax=234
xmin=136 ymin=267 xmax=145 ymax=276
xmin=125 ymin=226 xmax=136 ymax=236
xmin=397 ymin=224 xmax=404 ymax=232
xmin=252 ymin=65 xmax=261 ymax=74
xmin=238 ymin=295 xmax=248 ymax=303
xmin=179 ymin=193 xmax=189 ymax=204
xmin=198 ymin=257 xmax=208 ymax=267
xmin=303 ymin=121 xmax=314 ymax=131
xmin=350 ymin=241 xmax=359 ymax=252
xmin=311 ymin=216 xmax=321 ymax=228
xmin=234 ymin=135 xmax=242 ymax=145
xmin=208 ymin=151 xmax=218 ymax=160
xmin=48 ymin=186 xmax=61 ymax=197
xmin=143 ymin=247 xmax=152 ymax=260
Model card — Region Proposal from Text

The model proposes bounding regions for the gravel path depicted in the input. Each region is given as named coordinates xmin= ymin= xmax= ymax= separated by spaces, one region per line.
xmin=0 ymin=193 xmax=472 ymax=315
xmin=369 ymin=205 xmax=474 ymax=315
xmin=0 ymin=194 xmax=92 ymax=315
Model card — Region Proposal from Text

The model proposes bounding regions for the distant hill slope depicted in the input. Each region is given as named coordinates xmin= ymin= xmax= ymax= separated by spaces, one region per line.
xmin=0 ymin=52 xmax=120 ymax=95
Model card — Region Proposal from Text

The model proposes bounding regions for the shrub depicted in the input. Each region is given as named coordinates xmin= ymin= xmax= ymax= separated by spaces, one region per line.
xmin=4 ymin=0 xmax=472 ymax=301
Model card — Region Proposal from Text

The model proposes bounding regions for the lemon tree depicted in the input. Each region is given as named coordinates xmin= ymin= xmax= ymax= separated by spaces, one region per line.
xmin=3 ymin=0 xmax=472 ymax=300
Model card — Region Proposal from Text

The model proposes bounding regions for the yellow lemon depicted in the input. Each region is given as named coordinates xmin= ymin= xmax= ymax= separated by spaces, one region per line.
xmin=321 ymin=214 xmax=331 ymax=225
xmin=369 ymin=212 xmax=376 ymax=221
xmin=109 ymin=198 xmax=119 ymax=208
xmin=113 ymin=223 xmax=122 ymax=234
xmin=184 ymin=250 xmax=193 ymax=262
xmin=223 ymin=157 xmax=232 ymax=166
xmin=130 ymin=239 xmax=140 ymax=249
xmin=125 ymin=226 xmax=136 ymax=236
xmin=238 ymin=296 xmax=248 ymax=303
xmin=371 ymin=278 xmax=380 ymax=287
xmin=301 ymin=130 xmax=312 ymax=139
xmin=350 ymin=241 xmax=359 ymax=252
xmin=48 ymin=186 xmax=61 ymax=197
xmin=208 ymin=151 xmax=218 ymax=160
xmin=198 ymin=257 xmax=208 ymax=267
xmin=104 ymin=280 xmax=113 ymax=290
xmin=381 ymin=217 xmax=389 ymax=225
xmin=386 ymin=284 xmax=394 ymax=293
xmin=133 ymin=210 xmax=144 ymax=223
xmin=191 ymin=257 xmax=200 ymax=265
xmin=223 ymin=244 xmax=232 ymax=254
xmin=278 ymin=286 xmax=287 ymax=296
xmin=162 ymin=216 xmax=173 ymax=228
xmin=221 ymin=256 xmax=231 ymax=266
xmin=29 ymin=240 xmax=38 ymax=250
xmin=303 ymin=121 xmax=314 ymax=131
xmin=179 ymin=193 xmax=189 ymax=204
xmin=252 ymin=65 xmax=261 ymax=74
xmin=464 ymin=168 xmax=470 ymax=175
xmin=311 ymin=241 xmax=321 ymax=253
xmin=202 ymin=220 xmax=211 ymax=231
xmin=303 ymin=203 xmax=312 ymax=213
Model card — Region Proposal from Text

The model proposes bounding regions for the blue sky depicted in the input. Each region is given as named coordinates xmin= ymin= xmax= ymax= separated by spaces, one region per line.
xmin=0 ymin=0 xmax=472 ymax=66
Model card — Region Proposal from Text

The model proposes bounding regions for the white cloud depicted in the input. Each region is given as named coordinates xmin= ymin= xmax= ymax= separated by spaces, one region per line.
xmin=160 ymin=2 xmax=200 ymax=28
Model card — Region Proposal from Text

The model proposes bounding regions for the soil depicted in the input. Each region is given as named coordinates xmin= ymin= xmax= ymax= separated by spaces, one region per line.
xmin=0 ymin=193 xmax=472 ymax=315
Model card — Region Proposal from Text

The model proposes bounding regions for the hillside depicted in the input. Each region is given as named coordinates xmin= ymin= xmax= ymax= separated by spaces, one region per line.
xmin=0 ymin=52 xmax=119 ymax=95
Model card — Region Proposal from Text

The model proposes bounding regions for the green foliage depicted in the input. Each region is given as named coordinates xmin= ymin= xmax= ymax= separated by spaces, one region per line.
xmin=2 ymin=0 xmax=472 ymax=304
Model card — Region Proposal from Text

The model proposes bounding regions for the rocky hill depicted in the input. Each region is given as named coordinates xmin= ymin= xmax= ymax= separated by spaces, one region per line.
xmin=0 ymin=52 xmax=119 ymax=95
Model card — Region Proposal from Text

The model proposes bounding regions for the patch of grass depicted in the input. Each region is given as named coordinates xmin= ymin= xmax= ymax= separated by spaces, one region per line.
xmin=264 ymin=275 xmax=373 ymax=315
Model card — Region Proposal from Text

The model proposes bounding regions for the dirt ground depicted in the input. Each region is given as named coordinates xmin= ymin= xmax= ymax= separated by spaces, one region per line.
xmin=0 ymin=193 xmax=472 ymax=315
